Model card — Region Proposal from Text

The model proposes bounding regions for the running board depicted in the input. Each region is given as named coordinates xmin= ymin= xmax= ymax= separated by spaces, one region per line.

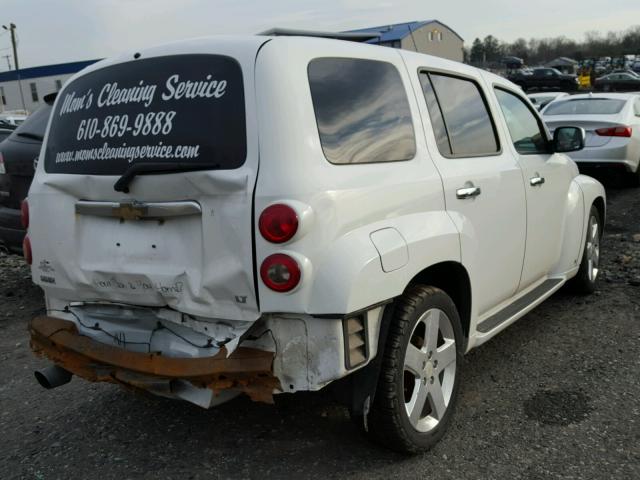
xmin=476 ymin=278 xmax=563 ymax=334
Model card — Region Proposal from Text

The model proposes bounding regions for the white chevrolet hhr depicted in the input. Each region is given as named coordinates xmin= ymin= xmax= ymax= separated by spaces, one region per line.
xmin=25 ymin=32 xmax=605 ymax=453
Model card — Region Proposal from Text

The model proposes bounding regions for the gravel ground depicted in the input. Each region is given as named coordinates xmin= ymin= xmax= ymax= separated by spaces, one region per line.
xmin=0 ymin=176 xmax=639 ymax=480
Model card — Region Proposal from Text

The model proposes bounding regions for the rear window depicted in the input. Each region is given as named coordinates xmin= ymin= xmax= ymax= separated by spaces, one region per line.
xmin=308 ymin=58 xmax=416 ymax=164
xmin=544 ymin=98 xmax=627 ymax=116
xmin=13 ymin=104 xmax=53 ymax=140
xmin=44 ymin=54 xmax=246 ymax=174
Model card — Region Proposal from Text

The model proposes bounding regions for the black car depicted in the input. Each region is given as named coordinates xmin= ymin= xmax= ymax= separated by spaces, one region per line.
xmin=510 ymin=67 xmax=580 ymax=92
xmin=594 ymin=72 xmax=640 ymax=92
xmin=0 ymin=94 xmax=55 ymax=253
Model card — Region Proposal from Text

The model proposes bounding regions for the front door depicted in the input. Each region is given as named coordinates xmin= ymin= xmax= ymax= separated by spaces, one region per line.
xmin=492 ymin=86 xmax=575 ymax=290
xmin=413 ymin=69 xmax=527 ymax=316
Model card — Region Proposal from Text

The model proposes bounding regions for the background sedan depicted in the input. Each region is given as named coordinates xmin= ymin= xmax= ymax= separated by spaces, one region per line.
xmin=594 ymin=72 xmax=640 ymax=92
xmin=542 ymin=93 xmax=640 ymax=185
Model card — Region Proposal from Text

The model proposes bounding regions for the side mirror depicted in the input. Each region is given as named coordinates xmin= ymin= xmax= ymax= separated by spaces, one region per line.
xmin=553 ymin=126 xmax=585 ymax=153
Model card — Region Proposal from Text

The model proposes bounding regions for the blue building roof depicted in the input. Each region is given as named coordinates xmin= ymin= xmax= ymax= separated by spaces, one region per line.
xmin=347 ymin=20 xmax=464 ymax=44
xmin=0 ymin=59 xmax=101 ymax=83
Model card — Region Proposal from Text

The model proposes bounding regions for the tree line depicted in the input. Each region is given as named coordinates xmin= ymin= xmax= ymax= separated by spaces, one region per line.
xmin=467 ymin=26 xmax=640 ymax=66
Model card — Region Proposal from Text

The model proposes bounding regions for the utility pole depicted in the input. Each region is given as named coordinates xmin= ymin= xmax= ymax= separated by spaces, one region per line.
xmin=2 ymin=23 xmax=27 ymax=112
xmin=1 ymin=55 xmax=10 ymax=70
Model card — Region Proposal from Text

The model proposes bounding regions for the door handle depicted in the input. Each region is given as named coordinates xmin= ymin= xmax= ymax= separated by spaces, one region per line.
xmin=530 ymin=176 xmax=545 ymax=187
xmin=456 ymin=185 xmax=482 ymax=199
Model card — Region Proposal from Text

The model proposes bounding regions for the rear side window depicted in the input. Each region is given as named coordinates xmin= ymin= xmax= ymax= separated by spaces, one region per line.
xmin=44 ymin=54 xmax=246 ymax=174
xmin=308 ymin=58 xmax=416 ymax=164
xmin=419 ymin=72 xmax=500 ymax=157
xmin=13 ymin=104 xmax=53 ymax=141
xmin=544 ymin=98 xmax=626 ymax=116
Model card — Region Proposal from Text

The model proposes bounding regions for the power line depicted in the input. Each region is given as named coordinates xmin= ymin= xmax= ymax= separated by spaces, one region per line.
xmin=1 ymin=23 xmax=26 ymax=111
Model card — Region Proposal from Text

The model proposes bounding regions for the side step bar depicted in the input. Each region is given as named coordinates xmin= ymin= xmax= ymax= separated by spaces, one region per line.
xmin=476 ymin=278 xmax=563 ymax=334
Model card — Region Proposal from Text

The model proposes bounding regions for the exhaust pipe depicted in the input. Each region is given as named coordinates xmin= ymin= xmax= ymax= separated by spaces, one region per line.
xmin=34 ymin=365 xmax=73 ymax=389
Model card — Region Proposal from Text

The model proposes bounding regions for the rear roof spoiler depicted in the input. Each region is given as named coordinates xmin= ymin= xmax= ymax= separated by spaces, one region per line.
xmin=259 ymin=28 xmax=381 ymax=43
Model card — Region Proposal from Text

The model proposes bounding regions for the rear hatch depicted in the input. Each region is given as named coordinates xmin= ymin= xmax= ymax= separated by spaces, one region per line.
xmin=28 ymin=38 xmax=267 ymax=322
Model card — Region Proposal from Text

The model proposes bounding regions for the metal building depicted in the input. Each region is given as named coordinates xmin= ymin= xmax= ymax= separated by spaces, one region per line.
xmin=346 ymin=20 xmax=465 ymax=62
xmin=0 ymin=59 xmax=99 ymax=113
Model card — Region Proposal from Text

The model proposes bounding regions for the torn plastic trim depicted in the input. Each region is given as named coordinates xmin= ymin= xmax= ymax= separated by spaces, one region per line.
xmin=61 ymin=302 xmax=254 ymax=357
xmin=29 ymin=316 xmax=280 ymax=405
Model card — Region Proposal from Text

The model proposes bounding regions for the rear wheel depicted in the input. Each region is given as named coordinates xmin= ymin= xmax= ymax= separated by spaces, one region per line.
xmin=360 ymin=286 xmax=463 ymax=453
xmin=569 ymin=205 xmax=602 ymax=294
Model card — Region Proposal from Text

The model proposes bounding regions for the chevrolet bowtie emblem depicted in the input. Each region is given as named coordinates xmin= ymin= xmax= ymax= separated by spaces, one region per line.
xmin=112 ymin=201 xmax=148 ymax=220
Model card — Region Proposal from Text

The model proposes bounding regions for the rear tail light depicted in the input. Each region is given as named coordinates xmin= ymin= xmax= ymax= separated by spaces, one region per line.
xmin=595 ymin=126 xmax=632 ymax=137
xmin=23 ymin=235 xmax=32 ymax=265
xmin=20 ymin=200 xmax=29 ymax=229
xmin=260 ymin=254 xmax=301 ymax=292
xmin=259 ymin=204 xmax=298 ymax=244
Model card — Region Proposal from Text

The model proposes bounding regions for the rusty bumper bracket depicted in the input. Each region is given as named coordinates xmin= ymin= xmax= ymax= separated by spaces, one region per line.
xmin=29 ymin=316 xmax=280 ymax=404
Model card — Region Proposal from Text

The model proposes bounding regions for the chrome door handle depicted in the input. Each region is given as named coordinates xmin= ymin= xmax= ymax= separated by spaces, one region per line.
xmin=456 ymin=186 xmax=481 ymax=199
xmin=530 ymin=176 xmax=545 ymax=187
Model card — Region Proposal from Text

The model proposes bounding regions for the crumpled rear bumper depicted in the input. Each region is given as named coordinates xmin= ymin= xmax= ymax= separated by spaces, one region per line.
xmin=29 ymin=316 xmax=280 ymax=405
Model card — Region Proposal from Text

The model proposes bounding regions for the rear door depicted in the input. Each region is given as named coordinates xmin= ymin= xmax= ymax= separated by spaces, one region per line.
xmin=29 ymin=38 xmax=268 ymax=322
xmin=411 ymin=67 xmax=527 ymax=316
xmin=491 ymin=83 xmax=575 ymax=288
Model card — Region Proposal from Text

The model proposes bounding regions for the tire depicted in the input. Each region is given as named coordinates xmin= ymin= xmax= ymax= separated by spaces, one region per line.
xmin=359 ymin=285 xmax=464 ymax=453
xmin=568 ymin=205 xmax=602 ymax=294
xmin=627 ymin=163 xmax=640 ymax=188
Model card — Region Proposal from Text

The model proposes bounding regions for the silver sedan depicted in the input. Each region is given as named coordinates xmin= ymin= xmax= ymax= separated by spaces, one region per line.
xmin=542 ymin=93 xmax=640 ymax=185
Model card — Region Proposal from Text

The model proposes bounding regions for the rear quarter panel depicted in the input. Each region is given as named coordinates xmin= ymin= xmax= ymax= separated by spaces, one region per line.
xmin=254 ymin=38 xmax=460 ymax=315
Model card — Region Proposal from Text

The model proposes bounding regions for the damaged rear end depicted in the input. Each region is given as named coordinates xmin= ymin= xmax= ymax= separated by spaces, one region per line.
xmin=27 ymin=37 xmax=281 ymax=406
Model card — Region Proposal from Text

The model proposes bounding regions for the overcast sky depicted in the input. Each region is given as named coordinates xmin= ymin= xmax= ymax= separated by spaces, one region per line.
xmin=2 ymin=0 xmax=639 ymax=68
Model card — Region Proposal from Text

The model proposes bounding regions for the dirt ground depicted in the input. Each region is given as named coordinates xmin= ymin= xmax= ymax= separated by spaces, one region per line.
xmin=0 ymin=173 xmax=639 ymax=480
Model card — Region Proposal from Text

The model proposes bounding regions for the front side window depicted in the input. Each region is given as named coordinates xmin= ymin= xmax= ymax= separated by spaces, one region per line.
xmin=419 ymin=72 xmax=500 ymax=157
xmin=30 ymin=82 xmax=39 ymax=102
xmin=494 ymin=88 xmax=549 ymax=155
xmin=308 ymin=58 xmax=416 ymax=164
xmin=12 ymin=103 xmax=53 ymax=140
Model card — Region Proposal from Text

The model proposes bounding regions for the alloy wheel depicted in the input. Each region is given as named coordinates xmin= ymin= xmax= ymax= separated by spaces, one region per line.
xmin=403 ymin=308 xmax=457 ymax=433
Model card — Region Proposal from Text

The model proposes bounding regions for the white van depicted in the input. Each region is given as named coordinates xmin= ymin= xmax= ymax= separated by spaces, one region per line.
xmin=26 ymin=33 xmax=605 ymax=453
